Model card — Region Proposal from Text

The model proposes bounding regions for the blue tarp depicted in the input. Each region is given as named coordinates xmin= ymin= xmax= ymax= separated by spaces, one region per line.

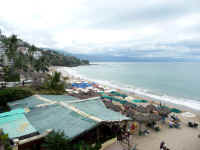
xmin=72 ymin=83 xmax=92 ymax=88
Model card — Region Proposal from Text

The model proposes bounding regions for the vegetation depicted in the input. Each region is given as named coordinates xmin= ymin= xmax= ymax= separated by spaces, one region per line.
xmin=3 ymin=66 xmax=20 ymax=82
xmin=43 ymin=72 xmax=65 ymax=91
xmin=0 ymin=130 xmax=12 ymax=150
xmin=0 ymin=87 xmax=33 ymax=111
xmin=33 ymin=56 xmax=49 ymax=72
xmin=43 ymin=130 xmax=71 ymax=150
xmin=0 ymin=30 xmax=89 ymax=110
xmin=2 ymin=34 xmax=18 ymax=61
xmin=43 ymin=130 xmax=102 ymax=150
xmin=42 ymin=50 xmax=89 ymax=67
xmin=0 ymin=31 xmax=89 ymax=73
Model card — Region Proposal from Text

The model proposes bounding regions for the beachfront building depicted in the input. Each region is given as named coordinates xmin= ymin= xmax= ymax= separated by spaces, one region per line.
xmin=17 ymin=47 xmax=29 ymax=55
xmin=0 ymin=65 xmax=4 ymax=82
xmin=0 ymin=42 xmax=5 ymax=64
xmin=3 ymin=95 xmax=130 ymax=149
xmin=33 ymin=51 xmax=42 ymax=59
xmin=0 ymin=42 xmax=13 ymax=66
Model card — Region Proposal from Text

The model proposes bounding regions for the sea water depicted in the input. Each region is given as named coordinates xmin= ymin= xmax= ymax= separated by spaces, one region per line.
xmin=70 ymin=62 xmax=200 ymax=111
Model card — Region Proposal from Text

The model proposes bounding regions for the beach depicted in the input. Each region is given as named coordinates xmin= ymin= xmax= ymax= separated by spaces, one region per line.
xmin=50 ymin=66 xmax=200 ymax=150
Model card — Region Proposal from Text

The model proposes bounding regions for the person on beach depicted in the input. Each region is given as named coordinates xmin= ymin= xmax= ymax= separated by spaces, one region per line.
xmin=160 ymin=141 xmax=165 ymax=150
xmin=160 ymin=141 xmax=170 ymax=150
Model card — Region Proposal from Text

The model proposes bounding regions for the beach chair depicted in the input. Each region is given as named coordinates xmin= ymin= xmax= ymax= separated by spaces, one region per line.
xmin=188 ymin=122 xmax=198 ymax=128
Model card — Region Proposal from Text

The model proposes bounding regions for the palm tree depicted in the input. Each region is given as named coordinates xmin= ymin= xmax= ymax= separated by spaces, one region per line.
xmin=28 ymin=45 xmax=37 ymax=67
xmin=34 ymin=56 xmax=49 ymax=73
xmin=5 ymin=35 xmax=18 ymax=60
xmin=14 ymin=55 xmax=28 ymax=75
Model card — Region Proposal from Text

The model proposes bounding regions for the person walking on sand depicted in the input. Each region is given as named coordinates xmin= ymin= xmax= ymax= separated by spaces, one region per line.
xmin=160 ymin=141 xmax=165 ymax=150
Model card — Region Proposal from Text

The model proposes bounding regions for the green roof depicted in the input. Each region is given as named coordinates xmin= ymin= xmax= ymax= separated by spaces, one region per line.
xmin=8 ymin=95 xmax=129 ymax=139
xmin=26 ymin=104 xmax=97 ymax=138
xmin=71 ymin=98 xmax=129 ymax=121
xmin=8 ymin=96 xmax=45 ymax=110
xmin=0 ymin=109 xmax=37 ymax=139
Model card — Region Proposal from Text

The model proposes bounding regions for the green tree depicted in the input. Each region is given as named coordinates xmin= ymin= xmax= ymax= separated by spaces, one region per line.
xmin=3 ymin=66 xmax=20 ymax=82
xmin=14 ymin=55 xmax=28 ymax=74
xmin=0 ymin=130 xmax=12 ymax=150
xmin=34 ymin=56 xmax=49 ymax=73
xmin=44 ymin=72 xmax=65 ymax=91
xmin=28 ymin=45 xmax=37 ymax=67
xmin=4 ymin=35 xmax=18 ymax=60
xmin=43 ymin=130 xmax=71 ymax=150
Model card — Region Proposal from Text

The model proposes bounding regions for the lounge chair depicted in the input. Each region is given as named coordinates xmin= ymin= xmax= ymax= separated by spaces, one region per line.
xmin=188 ymin=122 xmax=198 ymax=128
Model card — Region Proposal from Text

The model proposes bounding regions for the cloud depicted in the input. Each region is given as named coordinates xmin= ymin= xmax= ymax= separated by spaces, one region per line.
xmin=0 ymin=0 xmax=200 ymax=60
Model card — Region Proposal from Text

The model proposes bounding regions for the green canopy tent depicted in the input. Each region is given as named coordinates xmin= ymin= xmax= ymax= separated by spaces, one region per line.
xmin=170 ymin=108 xmax=182 ymax=113
xmin=98 ymin=92 xmax=105 ymax=95
xmin=101 ymin=95 xmax=113 ymax=100
xmin=110 ymin=91 xmax=127 ymax=99
xmin=132 ymin=99 xmax=148 ymax=103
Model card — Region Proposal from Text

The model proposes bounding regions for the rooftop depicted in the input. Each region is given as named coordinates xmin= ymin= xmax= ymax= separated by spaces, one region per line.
xmin=0 ymin=109 xmax=37 ymax=139
xmin=7 ymin=95 xmax=129 ymax=139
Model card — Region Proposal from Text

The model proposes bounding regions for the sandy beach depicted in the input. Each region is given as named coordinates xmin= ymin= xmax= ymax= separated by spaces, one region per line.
xmin=50 ymin=66 xmax=200 ymax=150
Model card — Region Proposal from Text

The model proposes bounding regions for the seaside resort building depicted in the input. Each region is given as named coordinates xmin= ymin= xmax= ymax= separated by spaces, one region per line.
xmin=1 ymin=95 xmax=129 ymax=150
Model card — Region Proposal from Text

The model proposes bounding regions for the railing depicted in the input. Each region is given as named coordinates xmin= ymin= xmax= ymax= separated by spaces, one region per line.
xmin=0 ymin=81 xmax=32 ymax=88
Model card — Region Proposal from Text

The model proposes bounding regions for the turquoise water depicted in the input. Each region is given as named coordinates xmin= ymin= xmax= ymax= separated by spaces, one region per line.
xmin=73 ymin=62 xmax=200 ymax=110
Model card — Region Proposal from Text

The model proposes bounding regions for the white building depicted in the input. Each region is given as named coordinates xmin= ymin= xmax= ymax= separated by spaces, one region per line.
xmin=33 ymin=51 xmax=42 ymax=59
xmin=0 ymin=42 xmax=14 ymax=66
xmin=0 ymin=42 xmax=6 ymax=65
xmin=17 ymin=47 xmax=29 ymax=55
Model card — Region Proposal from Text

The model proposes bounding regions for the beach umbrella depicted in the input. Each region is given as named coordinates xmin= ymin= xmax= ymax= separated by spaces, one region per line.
xmin=131 ymin=113 xmax=149 ymax=135
xmin=157 ymin=106 xmax=171 ymax=116
xmin=123 ymin=102 xmax=137 ymax=109
xmin=124 ymin=109 xmax=135 ymax=118
xmin=135 ymin=105 xmax=147 ymax=113
xmin=145 ymin=104 xmax=158 ymax=113
xmin=131 ymin=113 xmax=149 ymax=123
xmin=148 ymin=113 xmax=162 ymax=123
xmin=110 ymin=104 xmax=123 ymax=112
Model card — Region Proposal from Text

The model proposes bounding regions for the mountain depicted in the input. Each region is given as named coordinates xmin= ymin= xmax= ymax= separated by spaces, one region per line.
xmin=49 ymin=50 xmax=198 ymax=62
xmin=0 ymin=31 xmax=89 ymax=68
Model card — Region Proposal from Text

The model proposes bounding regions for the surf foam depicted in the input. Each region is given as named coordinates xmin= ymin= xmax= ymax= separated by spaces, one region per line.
xmin=58 ymin=67 xmax=200 ymax=111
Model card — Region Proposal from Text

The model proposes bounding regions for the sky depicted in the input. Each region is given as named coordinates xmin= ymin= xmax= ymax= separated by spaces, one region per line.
xmin=0 ymin=0 xmax=200 ymax=60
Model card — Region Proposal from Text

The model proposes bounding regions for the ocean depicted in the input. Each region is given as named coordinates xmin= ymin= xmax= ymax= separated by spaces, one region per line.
xmin=69 ymin=62 xmax=200 ymax=111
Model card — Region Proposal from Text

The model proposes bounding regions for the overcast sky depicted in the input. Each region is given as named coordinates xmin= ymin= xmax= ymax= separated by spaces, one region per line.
xmin=0 ymin=0 xmax=200 ymax=59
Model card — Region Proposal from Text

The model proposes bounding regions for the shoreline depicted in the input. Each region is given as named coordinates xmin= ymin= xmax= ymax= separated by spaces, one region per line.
xmin=50 ymin=66 xmax=200 ymax=117
xmin=51 ymin=66 xmax=200 ymax=150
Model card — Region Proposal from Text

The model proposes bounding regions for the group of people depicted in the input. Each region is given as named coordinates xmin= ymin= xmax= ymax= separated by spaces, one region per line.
xmin=168 ymin=114 xmax=181 ymax=128
xmin=160 ymin=141 xmax=170 ymax=150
